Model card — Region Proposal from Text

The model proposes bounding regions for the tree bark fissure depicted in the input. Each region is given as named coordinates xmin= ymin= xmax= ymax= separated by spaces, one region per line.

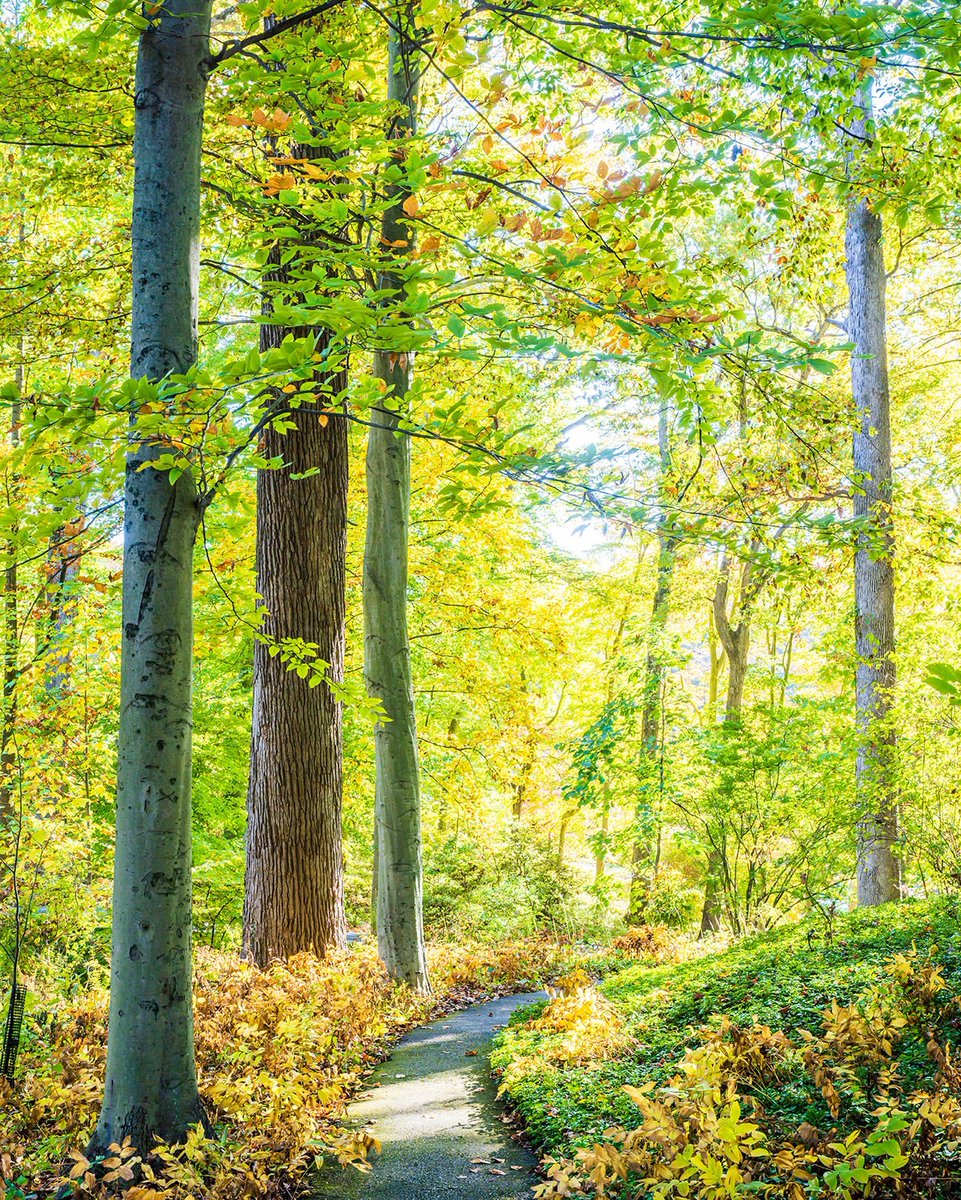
xmin=243 ymin=94 xmax=349 ymax=964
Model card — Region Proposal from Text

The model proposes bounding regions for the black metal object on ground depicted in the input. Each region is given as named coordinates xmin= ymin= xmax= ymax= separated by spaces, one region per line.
xmin=1 ymin=982 xmax=27 ymax=1079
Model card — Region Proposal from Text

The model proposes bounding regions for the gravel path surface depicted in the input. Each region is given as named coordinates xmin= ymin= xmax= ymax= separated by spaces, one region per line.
xmin=313 ymin=992 xmax=545 ymax=1199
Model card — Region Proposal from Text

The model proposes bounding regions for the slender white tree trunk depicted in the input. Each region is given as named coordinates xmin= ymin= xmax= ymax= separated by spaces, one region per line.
xmin=90 ymin=0 xmax=211 ymax=1151
xmin=364 ymin=8 xmax=430 ymax=993
xmin=846 ymin=79 xmax=899 ymax=906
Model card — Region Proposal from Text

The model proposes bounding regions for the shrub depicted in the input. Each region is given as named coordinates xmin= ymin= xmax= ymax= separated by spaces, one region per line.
xmin=535 ymin=948 xmax=961 ymax=1198
xmin=2 ymin=937 xmax=569 ymax=1199
xmin=494 ymin=898 xmax=961 ymax=1198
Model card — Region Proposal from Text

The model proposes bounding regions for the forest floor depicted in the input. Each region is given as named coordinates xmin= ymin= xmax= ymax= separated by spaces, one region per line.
xmin=493 ymin=898 xmax=961 ymax=1198
xmin=312 ymin=992 xmax=544 ymax=1199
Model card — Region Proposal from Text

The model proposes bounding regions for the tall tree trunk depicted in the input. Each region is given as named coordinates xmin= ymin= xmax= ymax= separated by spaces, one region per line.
xmin=89 ymin=0 xmax=210 ymax=1151
xmin=364 ymin=9 xmax=430 ymax=993
xmin=846 ymin=78 xmax=899 ymax=906
xmin=243 ymin=102 xmax=349 ymax=964
xmin=243 ymin=376 xmax=349 ymax=965
xmin=627 ymin=406 xmax=675 ymax=924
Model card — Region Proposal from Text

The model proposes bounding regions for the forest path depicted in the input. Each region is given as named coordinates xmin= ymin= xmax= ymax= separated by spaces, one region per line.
xmin=313 ymin=991 xmax=544 ymax=1199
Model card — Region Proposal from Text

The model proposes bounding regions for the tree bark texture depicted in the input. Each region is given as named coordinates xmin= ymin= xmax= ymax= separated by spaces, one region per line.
xmin=364 ymin=11 xmax=430 ymax=993
xmin=243 ymin=115 xmax=349 ymax=965
xmin=846 ymin=79 xmax=899 ymax=906
xmin=90 ymin=0 xmax=210 ymax=1152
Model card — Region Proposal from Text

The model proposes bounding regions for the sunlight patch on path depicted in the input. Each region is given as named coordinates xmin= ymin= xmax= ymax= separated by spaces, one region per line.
xmin=313 ymin=992 xmax=545 ymax=1199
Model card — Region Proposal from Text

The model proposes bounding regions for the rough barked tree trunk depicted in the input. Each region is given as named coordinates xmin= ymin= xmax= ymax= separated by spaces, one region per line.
xmin=628 ymin=406 xmax=676 ymax=924
xmin=89 ymin=0 xmax=211 ymax=1152
xmin=846 ymin=78 xmax=899 ymax=906
xmin=243 ymin=112 xmax=349 ymax=965
xmin=243 ymin=366 xmax=349 ymax=965
xmin=364 ymin=9 xmax=430 ymax=993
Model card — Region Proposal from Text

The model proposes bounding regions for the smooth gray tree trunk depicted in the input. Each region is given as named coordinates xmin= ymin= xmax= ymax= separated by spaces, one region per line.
xmin=846 ymin=79 xmax=899 ymax=906
xmin=90 ymin=0 xmax=211 ymax=1152
xmin=364 ymin=13 xmax=430 ymax=993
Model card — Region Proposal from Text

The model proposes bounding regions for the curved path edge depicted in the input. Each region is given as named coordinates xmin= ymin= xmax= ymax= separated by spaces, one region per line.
xmin=312 ymin=991 xmax=545 ymax=1199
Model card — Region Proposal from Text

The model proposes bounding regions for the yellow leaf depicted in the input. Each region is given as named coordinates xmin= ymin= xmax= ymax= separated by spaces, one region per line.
xmin=402 ymin=194 xmax=420 ymax=217
xmin=476 ymin=207 xmax=499 ymax=235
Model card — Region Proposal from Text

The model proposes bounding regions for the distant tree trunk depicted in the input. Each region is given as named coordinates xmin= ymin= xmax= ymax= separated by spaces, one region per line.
xmin=699 ymin=850 xmax=722 ymax=936
xmin=706 ymin=605 xmax=721 ymax=725
xmin=594 ymin=803 xmax=609 ymax=882
xmin=44 ymin=510 xmax=84 ymax=694
xmin=364 ymin=10 xmax=430 ymax=994
xmin=699 ymin=553 xmax=757 ymax=937
xmin=0 ymin=388 xmax=19 ymax=821
xmin=89 ymin=0 xmax=210 ymax=1152
xmin=713 ymin=553 xmax=754 ymax=724
xmin=628 ymin=407 xmax=676 ymax=923
xmin=243 ymin=104 xmax=349 ymax=964
xmin=556 ymin=806 xmax=576 ymax=868
xmin=846 ymin=78 xmax=899 ymax=906
xmin=512 ymin=733 xmax=537 ymax=819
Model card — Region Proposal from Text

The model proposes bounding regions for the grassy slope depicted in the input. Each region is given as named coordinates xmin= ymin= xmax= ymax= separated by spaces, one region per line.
xmin=492 ymin=897 xmax=961 ymax=1152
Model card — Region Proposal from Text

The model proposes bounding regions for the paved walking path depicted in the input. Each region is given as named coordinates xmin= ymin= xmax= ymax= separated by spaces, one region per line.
xmin=313 ymin=992 xmax=544 ymax=1199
